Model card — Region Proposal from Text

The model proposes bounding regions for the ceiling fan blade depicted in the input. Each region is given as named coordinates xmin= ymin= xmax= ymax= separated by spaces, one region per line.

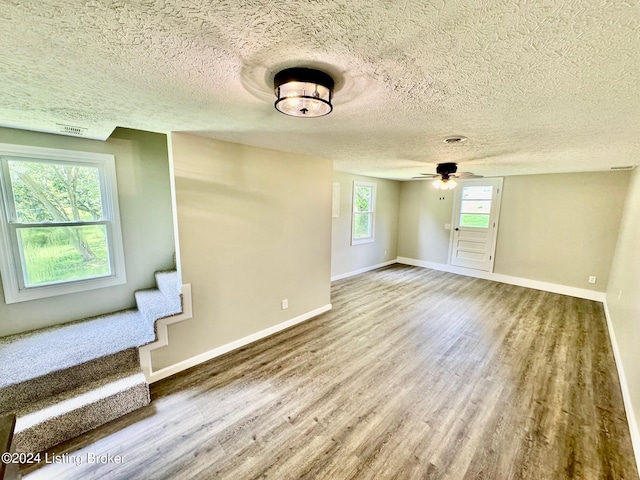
xmin=416 ymin=173 xmax=438 ymax=178
xmin=455 ymin=172 xmax=483 ymax=178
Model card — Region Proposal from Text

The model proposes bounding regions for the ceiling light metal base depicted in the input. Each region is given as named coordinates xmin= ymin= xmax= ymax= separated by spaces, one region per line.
xmin=274 ymin=67 xmax=334 ymax=118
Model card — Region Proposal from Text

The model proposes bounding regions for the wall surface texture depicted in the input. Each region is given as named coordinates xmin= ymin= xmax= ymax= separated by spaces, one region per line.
xmin=606 ymin=168 xmax=640 ymax=439
xmin=0 ymin=127 xmax=177 ymax=336
xmin=494 ymin=171 xmax=629 ymax=291
xmin=397 ymin=180 xmax=455 ymax=265
xmin=331 ymin=172 xmax=400 ymax=278
xmin=151 ymin=134 xmax=332 ymax=370
xmin=398 ymin=171 xmax=630 ymax=292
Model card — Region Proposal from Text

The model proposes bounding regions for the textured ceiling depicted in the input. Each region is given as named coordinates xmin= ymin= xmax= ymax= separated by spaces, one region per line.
xmin=1 ymin=0 xmax=639 ymax=180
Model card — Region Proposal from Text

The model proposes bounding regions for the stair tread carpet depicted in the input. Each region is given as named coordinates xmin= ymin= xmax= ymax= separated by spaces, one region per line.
xmin=0 ymin=310 xmax=153 ymax=389
xmin=15 ymin=371 xmax=147 ymax=432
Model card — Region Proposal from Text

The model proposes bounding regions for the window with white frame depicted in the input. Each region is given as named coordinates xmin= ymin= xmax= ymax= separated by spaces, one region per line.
xmin=351 ymin=181 xmax=376 ymax=245
xmin=0 ymin=144 xmax=126 ymax=304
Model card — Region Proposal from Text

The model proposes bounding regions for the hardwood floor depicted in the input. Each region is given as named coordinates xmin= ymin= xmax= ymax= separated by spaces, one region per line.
xmin=20 ymin=265 xmax=638 ymax=479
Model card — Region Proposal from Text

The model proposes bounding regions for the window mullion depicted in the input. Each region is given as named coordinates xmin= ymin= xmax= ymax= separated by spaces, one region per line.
xmin=9 ymin=220 xmax=109 ymax=228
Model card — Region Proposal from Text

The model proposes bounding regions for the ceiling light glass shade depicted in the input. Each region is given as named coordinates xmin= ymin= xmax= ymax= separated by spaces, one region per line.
xmin=432 ymin=178 xmax=457 ymax=190
xmin=274 ymin=68 xmax=334 ymax=117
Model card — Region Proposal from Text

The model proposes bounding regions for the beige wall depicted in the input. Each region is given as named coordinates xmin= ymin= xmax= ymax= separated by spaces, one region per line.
xmin=151 ymin=134 xmax=332 ymax=370
xmin=331 ymin=172 xmax=400 ymax=278
xmin=494 ymin=172 xmax=629 ymax=290
xmin=606 ymin=168 xmax=640 ymax=432
xmin=398 ymin=171 xmax=630 ymax=291
xmin=397 ymin=180 xmax=454 ymax=264
xmin=0 ymin=127 xmax=177 ymax=336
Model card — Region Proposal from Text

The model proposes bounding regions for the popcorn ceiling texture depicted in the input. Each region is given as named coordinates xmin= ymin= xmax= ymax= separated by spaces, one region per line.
xmin=0 ymin=0 xmax=639 ymax=179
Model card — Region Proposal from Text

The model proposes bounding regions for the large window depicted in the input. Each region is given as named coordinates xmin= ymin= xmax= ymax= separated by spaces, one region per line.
xmin=0 ymin=144 xmax=126 ymax=303
xmin=351 ymin=181 xmax=376 ymax=245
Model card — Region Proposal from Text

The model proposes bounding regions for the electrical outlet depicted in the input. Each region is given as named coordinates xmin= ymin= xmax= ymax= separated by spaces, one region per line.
xmin=281 ymin=299 xmax=288 ymax=310
xmin=588 ymin=276 xmax=597 ymax=284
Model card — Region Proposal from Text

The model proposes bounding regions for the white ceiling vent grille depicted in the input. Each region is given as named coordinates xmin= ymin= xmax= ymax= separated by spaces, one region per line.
xmin=610 ymin=165 xmax=636 ymax=171
xmin=56 ymin=123 xmax=87 ymax=136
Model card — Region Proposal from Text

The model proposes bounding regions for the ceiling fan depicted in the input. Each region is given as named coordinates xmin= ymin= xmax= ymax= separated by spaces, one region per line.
xmin=412 ymin=162 xmax=482 ymax=189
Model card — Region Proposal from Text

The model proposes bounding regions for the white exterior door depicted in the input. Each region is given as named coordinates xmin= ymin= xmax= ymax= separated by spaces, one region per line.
xmin=450 ymin=178 xmax=503 ymax=271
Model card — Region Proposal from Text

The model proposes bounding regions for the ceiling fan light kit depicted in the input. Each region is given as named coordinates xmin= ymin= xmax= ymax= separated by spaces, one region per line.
xmin=432 ymin=178 xmax=457 ymax=190
xmin=413 ymin=162 xmax=482 ymax=189
xmin=274 ymin=67 xmax=334 ymax=118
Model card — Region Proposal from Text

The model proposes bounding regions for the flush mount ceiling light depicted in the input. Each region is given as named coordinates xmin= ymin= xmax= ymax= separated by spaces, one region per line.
xmin=274 ymin=67 xmax=334 ymax=117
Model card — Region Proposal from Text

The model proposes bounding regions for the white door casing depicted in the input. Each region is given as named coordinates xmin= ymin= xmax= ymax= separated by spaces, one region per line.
xmin=449 ymin=178 xmax=503 ymax=272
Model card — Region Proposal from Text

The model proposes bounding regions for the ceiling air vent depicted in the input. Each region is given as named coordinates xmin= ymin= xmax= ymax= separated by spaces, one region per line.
xmin=610 ymin=166 xmax=636 ymax=171
xmin=56 ymin=123 xmax=87 ymax=136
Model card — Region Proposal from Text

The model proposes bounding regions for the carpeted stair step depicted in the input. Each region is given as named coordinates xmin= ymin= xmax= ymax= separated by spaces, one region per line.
xmin=134 ymin=275 xmax=182 ymax=332
xmin=0 ymin=311 xmax=153 ymax=396
xmin=0 ymin=348 xmax=141 ymax=414
xmin=155 ymin=270 xmax=181 ymax=303
xmin=134 ymin=288 xmax=181 ymax=325
xmin=0 ymin=268 xmax=183 ymax=454
xmin=13 ymin=369 xmax=149 ymax=454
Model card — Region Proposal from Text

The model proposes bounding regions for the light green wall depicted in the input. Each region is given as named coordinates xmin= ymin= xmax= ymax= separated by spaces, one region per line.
xmin=397 ymin=171 xmax=630 ymax=291
xmin=606 ymin=168 xmax=640 ymax=434
xmin=0 ymin=127 xmax=177 ymax=337
xmin=151 ymin=134 xmax=332 ymax=370
xmin=331 ymin=172 xmax=400 ymax=278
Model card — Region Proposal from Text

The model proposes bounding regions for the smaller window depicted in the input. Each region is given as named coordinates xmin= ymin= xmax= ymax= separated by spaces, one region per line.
xmin=351 ymin=181 xmax=376 ymax=245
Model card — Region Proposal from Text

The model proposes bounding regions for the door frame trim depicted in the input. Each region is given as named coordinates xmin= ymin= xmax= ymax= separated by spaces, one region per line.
xmin=448 ymin=177 xmax=504 ymax=272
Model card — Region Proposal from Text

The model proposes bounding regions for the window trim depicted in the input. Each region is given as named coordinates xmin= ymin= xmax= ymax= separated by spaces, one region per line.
xmin=0 ymin=143 xmax=127 ymax=304
xmin=351 ymin=180 xmax=377 ymax=245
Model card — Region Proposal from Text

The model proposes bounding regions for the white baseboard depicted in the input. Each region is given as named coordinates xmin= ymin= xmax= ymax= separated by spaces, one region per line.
xmin=397 ymin=257 xmax=606 ymax=302
xmin=331 ymin=260 xmax=397 ymax=281
xmin=603 ymin=301 xmax=640 ymax=474
xmin=145 ymin=303 xmax=332 ymax=383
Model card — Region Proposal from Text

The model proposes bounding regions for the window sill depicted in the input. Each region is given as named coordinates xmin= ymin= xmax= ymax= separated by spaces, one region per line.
xmin=2 ymin=273 xmax=127 ymax=304
xmin=351 ymin=238 xmax=375 ymax=246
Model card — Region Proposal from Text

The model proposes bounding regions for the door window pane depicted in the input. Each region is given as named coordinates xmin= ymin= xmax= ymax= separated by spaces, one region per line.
xmin=459 ymin=214 xmax=490 ymax=228
xmin=459 ymin=186 xmax=493 ymax=228
xmin=462 ymin=185 xmax=493 ymax=200
xmin=461 ymin=200 xmax=491 ymax=214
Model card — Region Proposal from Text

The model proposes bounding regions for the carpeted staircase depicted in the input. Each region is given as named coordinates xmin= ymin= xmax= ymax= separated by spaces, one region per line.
xmin=0 ymin=270 xmax=182 ymax=453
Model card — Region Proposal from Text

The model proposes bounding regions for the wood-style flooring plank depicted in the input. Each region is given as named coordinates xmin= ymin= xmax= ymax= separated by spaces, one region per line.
xmin=19 ymin=265 xmax=639 ymax=480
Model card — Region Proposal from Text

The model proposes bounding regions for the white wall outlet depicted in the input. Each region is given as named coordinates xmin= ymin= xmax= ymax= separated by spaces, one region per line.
xmin=444 ymin=223 xmax=451 ymax=230
xmin=588 ymin=276 xmax=597 ymax=284
xmin=384 ymin=250 xmax=387 ymax=257
xmin=281 ymin=299 xmax=288 ymax=310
